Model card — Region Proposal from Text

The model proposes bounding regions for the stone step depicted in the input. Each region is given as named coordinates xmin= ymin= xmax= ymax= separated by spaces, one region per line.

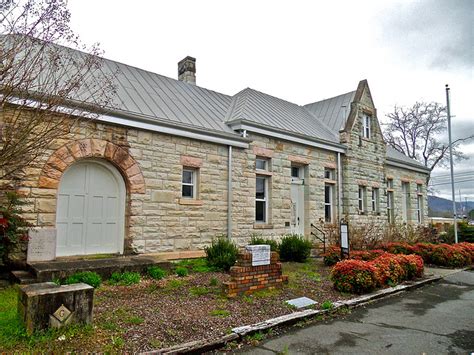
xmin=11 ymin=270 xmax=38 ymax=284
xmin=28 ymin=255 xmax=173 ymax=282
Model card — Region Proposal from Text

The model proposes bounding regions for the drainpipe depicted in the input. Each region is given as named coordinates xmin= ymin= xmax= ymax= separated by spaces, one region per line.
xmin=337 ymin=152 xmax=343 ymax=222
xmin=227 ymin=145 xmax=233 ymax=239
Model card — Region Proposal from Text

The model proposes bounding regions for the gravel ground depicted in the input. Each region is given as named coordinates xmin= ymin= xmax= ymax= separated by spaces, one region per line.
xmin=90 ymin=259 xmax=350 ymax=352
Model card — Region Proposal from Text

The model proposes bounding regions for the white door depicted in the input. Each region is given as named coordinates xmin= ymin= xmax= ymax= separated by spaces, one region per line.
xmin=290 ymin=181 xmax=305 ymax=235
xmin=56 ymin=161 xmax=125 ymax=256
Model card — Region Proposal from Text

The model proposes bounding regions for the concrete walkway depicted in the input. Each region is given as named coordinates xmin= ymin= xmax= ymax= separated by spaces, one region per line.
xmin=237 ymin=270 xmax=474 ymax=354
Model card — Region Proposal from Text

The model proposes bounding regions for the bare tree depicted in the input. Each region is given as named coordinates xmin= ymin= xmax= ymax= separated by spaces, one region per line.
xmin=0 ymin=0 xmax=117 ymax=183
xmin=384 ymin=102 xmax=473 ymax=173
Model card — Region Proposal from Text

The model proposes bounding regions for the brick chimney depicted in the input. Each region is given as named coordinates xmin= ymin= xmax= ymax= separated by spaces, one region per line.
xmin=178 ymin=56 xmax=196 ymax=85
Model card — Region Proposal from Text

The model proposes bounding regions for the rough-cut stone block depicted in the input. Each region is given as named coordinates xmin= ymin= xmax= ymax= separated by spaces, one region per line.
xmin=114 ymin=147 xmax=135 ymax=170
xmin=253 ymin=146 xmax=273 ymax=158
xmin=38 ymin=176 xmax=59 ymax=189
xmin=18 ymin=282 xmax=94 ymax=335
xmin=180 ymin=155 xmax=203 ymax=168
xmin=27 ymin=228 xmax=56 ymax=262
xmin=90 ymin=138 xmax=107 ymax=156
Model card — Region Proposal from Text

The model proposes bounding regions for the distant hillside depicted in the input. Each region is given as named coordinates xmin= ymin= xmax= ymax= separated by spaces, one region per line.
xmin=428 ymin=195 xmax=474 ymax=217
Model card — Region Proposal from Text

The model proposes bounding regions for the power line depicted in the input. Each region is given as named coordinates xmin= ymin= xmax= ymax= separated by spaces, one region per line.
xmin=429 ymin=179 xmax=474 ymax=186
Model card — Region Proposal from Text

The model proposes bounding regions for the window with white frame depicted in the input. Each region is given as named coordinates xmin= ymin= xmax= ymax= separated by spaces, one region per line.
xmin=256 ymin=176 xmax=268 ymax=223
xmin=372 ymin=188 xmax=380 ymax=213
xmin=182 ymin=168 xmax=197 ymax=198
xmin=255 ymin=157 xmax=270 ymax=223
xmin=387 ymin=190 xmax=394 ymax=223
xmin=416 ymin=184 xmax=423 ymax=223
xmin=358 ymin=186 xmax=367 ymax=213
xmin=324 ymin=183 xmax=334 ymax=223
xmin=401 ymin=182 xmax=410 ymax=222
xmin=362 ymin=114 xmax=371 ymax=139
xmin=324 ymin=168 xmax=335 ymax=180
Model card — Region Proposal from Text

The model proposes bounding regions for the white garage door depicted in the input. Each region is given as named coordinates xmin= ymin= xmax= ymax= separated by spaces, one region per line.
xmin=56 ymin=161 xmax=125 ymax=257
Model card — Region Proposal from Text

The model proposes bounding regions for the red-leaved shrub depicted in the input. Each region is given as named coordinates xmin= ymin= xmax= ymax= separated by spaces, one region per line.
xmin=322 ymin=246 xmax=341 ymax=266
xmin=395 ymin=254 xmax=424 ymax=279
xmin=430 ymin=244 xmax=471 ymax=268
xmin=331 ymin=259 xmax=378 ymax=294
xmin=380 ymin=242 xmax=415 ymax=255
xmin=371 ymin=254 xmax=405 ymax=286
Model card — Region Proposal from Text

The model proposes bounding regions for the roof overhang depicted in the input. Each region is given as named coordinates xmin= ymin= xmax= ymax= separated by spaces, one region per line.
xmin=2 ymin=95 xmax=251 ymax=149
xmin=227 ymin=119 xmax=346 ymax=153
xmin=386 ymin=158 xmax=431 ymax=175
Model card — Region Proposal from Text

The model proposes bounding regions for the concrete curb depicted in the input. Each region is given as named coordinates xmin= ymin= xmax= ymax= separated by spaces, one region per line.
xmin=146 ymin=275 xmax=442 ymax=354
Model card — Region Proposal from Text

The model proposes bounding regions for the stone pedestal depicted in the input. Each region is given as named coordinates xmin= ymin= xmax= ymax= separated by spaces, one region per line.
xmin=18 ymin=282 xmax=94 ymax=335
xmin=223 ymin=251 xmax=288 ymax=297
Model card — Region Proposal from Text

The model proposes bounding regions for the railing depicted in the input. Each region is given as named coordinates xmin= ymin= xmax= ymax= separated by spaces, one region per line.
xmin=310 ymin=223 xmax=326 ymax=254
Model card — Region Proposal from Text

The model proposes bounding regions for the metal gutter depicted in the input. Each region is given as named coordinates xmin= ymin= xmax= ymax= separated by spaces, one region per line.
xmin=228 ymin=120 xmax=346 ymax=153
xmin=385 ymin=159 xmax=431 ymax=174
xmin=337 ymin=152 xmax=343 ymax=221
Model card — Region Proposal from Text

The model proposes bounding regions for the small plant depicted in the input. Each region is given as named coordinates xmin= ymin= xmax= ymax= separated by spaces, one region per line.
xmin=245 ymin=331 xmax=266 ymax=345
xmin=109 ymin=271 xmax=141 ymax=285
xmin=279 ymin=234 xmax=312 ymax=262
xmin=64 ymin=271 xmax=102 ymax=288
xmin=147 ymin=266 xmax=167 ymax=280
xmin=249 ymin=234 xmax=279 ymax=252
xmin=176 ymin=258 xmax=214 ymax=273
xmin=189 ymin=286 xmax=210 ymax=296
xmin=205 ymin=236 xmax=238 ymax=271
xmin=209 ymin=277 xmax=219 ymax=286
xmin=175 ymin=266 xmax=189 ymax=277
xmin=321 ymin=300 xmax=334 ymax=310
xmin=210 ymin=309 xmax=231 ymax=318
xmin=164 ymin=279 xmax=187 ymax=291
xmin=125 ymin=316 xmax=144 ymax=325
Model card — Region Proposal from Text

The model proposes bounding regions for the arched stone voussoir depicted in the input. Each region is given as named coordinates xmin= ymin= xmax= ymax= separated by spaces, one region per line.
xmin=38 ymin=138 xmax=146 ymax=194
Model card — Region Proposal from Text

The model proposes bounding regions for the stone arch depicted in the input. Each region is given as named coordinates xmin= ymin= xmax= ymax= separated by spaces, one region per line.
xmin=38 ymin=139 xmax=145 ymax=193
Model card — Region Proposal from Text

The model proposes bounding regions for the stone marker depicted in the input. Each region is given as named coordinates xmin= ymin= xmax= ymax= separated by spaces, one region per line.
xmin=27 ymin=228 xmax=57 ymax=262
xmin=18 ymin=282 xmax=94 ymax=335
xmin=286 ymin=296 xmax=318 ymax=309
xmin=245 ymin=244 xmax=271 ymax=266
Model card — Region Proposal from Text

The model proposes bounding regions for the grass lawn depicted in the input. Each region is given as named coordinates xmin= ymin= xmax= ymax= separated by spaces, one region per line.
xmin=0 ymin=258 xmax=349 ymax=352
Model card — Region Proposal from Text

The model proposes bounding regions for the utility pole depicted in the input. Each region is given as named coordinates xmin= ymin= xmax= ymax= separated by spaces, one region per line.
xmin=446 ymin=84 xmax=458 ymax=243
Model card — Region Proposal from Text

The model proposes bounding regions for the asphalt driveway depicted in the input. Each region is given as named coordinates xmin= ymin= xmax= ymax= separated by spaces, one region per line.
xmin=237 ymin=270 xmax=474 ymax=354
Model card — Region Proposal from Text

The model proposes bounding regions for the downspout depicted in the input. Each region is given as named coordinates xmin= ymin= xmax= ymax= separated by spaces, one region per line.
xmin=227 ymin=145 xmax=233 ymax=239
xmin=337 ymin=152 xmax=343 ymax=222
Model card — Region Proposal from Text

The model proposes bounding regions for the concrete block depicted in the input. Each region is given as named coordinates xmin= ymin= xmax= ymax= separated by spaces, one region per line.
xmin=18 ymin=282 xmax=94 ymax=335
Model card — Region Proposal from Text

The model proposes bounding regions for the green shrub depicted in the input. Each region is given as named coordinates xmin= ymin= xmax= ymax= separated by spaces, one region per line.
xmin=109 ymin=271 xmax=141 ymax=285
xmin=176 ymin=258 xmax=214 ymax=273
xmin=147 ymin=266 xmax=167 ymax=280
xmin=64 ymin=271 xmax=102 ymax=288
xmin=249 ymin=235 xmax=279 ymax=252
xmin=205 ymin=237 xmax=238 ymax=271
xmin=331 ymin=259 xmax=378 ymax=294
xmin=321 ymin=300 xmax=334 ymax=310
xmin=175 ymin=266 xmax=189 ymax=277
xmin=279 ymin=234 xmax=312 ymax=262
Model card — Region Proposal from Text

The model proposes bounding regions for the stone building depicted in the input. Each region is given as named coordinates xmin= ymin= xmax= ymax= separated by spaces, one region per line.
xmin=1 ymin=44 xmax=430 ymax=262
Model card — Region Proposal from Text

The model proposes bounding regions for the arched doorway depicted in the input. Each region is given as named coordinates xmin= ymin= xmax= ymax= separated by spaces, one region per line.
xmin=56 ymin=160 xmax=126 ymax=257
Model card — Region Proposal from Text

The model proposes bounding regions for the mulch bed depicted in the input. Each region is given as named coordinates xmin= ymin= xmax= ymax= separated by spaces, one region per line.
xmin=89 ymin=258 xmax=349 ymax=352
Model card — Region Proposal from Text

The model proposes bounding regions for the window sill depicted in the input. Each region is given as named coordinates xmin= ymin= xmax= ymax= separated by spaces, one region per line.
xmin=179 ymin=199 xmax=203 ymax=206
xmin=256 ymin=170 xmax=273 ymax=176
xmin=324 ymin=179 xmax=337 ymax=185
xmin=253 ymin=223 xmax=273 ymax=229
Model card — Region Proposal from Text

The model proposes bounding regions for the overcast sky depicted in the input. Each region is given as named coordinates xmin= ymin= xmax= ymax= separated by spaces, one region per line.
xmin=67 ymin=0 xmax=473 ymax=200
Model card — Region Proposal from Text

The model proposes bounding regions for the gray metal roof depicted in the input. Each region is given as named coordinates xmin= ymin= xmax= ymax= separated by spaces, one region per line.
xmin=304 ymin=91 xmax=356 ymax=132
xmin=386 ymin=146 xmax=429 ymax=170
xmin=226 ymin=88 xmax=338 ymax=142
xmin=102 ymin=60 xmax=236 ymax=134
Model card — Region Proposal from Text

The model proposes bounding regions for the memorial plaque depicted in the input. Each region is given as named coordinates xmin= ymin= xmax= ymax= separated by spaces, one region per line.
xmin=286 ymin=297 xmax=317 ymax=309
xmin=245 ymin=244 xmax=271 ymax=266
xmin=27 ymin=228 xmax=57 ymax=262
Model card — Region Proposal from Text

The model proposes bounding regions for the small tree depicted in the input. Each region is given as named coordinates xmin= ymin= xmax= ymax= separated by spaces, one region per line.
xmin=383 ymin=102 xmax=473 ymax=178
xmin=0 ymin=0 xmax=117 ymax=183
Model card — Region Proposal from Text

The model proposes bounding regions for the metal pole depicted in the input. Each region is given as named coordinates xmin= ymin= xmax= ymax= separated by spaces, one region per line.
xmin=445 ymin=84 xmax=458 ymax=243
xmin=227 ymin=145 xmax=233 ymax=239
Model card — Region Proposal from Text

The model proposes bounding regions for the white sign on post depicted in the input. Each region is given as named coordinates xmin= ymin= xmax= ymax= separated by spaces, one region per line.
xmin=340 ymin=222 xmax=349 ymax=257
xmin=245 ymin=245 xmax=271 ymax=266
xmin=27 ymin=228 xmax=57 ymax=262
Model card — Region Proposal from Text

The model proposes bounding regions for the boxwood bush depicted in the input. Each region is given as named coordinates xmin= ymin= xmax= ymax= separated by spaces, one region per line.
xmin=279 ymin=234 xmax=312 ymax=262
xmin=147 ymin=266 xmax=167 ymax=280
xmin=205 ymin=237 xmax=238 ymax=271
xmin=249 ymin=235 xmax=279 ymax=252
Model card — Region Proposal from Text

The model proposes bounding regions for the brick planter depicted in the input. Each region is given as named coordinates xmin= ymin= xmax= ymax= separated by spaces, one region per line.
xmin=223 ymin=251 xmax=288 ymax=297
